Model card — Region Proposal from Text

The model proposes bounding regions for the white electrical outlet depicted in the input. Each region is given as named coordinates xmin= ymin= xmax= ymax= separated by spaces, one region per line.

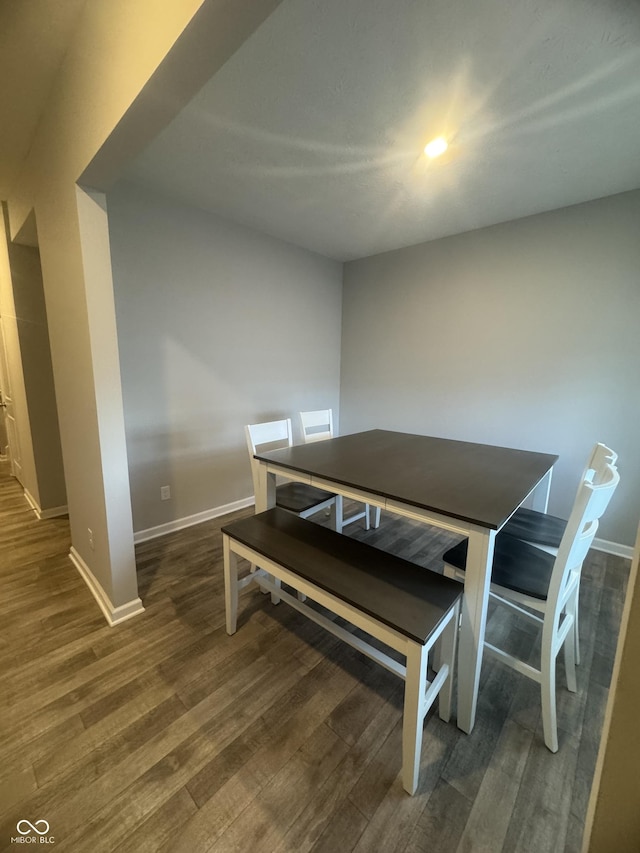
xmin=160 ymin=485 xmax=171 ymax=501
xmin=88 ymin=528 xmax=94 ymax=550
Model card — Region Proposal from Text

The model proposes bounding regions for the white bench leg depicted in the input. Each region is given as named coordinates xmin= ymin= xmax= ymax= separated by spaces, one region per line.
xmin=223 ymin=534 xmax=239 ymax=635
xmin=402 ymin=642 xmax=428 ymax=795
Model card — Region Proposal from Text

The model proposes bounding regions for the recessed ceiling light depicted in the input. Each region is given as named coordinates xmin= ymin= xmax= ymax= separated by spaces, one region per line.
xmin=424 ymin=137 xmax=448 ymax=159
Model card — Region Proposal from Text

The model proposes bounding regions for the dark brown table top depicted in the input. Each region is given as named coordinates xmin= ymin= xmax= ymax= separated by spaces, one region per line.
xmin=254 ymin=429 xmax=558 ymax=530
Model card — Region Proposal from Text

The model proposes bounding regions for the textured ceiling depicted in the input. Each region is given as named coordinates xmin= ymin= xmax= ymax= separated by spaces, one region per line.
xmin=124 ymin=0 xmax=640 ymax=260
xmin=125 ymin=0 xmax=640 ymax=261
xmin=4 ymin=1 xmax=637 ymax=261
xmin=0 ymin=0 xmax=88 ymax=199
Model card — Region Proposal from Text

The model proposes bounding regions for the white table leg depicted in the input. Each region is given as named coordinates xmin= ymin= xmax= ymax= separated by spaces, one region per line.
xmin=223 ymin=535 xmax=238 ymax=635
xmin=255 ymin=460 xmax=277 ymax=512
xmin=456 ymin=528 xmax=495 ymax=733
xmin=437 ymin=600 xmax=459 ymax=723
xmin=530 ymin=467 xmax=552 ymax=512
xmin=256 ymin=460 xmax=280 ymax=603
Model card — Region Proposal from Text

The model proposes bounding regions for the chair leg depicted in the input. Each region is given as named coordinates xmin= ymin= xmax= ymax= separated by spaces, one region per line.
xmin=573 ymin=585 xmax=581 ymax=666
xmin=564 ymin=619 xmax=577 ymax=694
xmin=364 ymin=503 xmax=371 ymax=531
xmin=540 ymin=632 xmax=559 ymax=752
xmin=563 ymin=596 xmax=578 ymax=693
xmin=373 ymin=506 xmax=381 ymax=528
xmin=332 ymin=496 xmax=343 ymax=534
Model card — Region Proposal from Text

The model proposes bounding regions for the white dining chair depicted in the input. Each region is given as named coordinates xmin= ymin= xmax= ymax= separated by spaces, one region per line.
xmin=442 ymin=460 xmax=620 ymax=752
xmin=245 ymin=418 xmax=340 ymax=529
xmin=502 ymin=443 xmax=617 ymax=553
xmin=299 ymin=409 xmax=381 ymax=530
xmin=500 ymin=442 xmax=618 ymax=662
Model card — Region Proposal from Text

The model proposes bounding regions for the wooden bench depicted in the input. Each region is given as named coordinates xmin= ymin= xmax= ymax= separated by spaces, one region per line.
xmin=221 ymin=507 xmax=462 ymax=795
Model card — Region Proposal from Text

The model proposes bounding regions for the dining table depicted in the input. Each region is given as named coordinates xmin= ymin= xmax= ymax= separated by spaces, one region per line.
xmin=252 ymin=428 xmax=558 ymax=734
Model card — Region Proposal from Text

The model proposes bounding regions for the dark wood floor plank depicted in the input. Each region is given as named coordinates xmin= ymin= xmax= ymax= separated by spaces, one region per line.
xmin=159 ymin=655 xmax=360 ymax=852
xmin=500 ymin=733 xmax=581 ymax=853
xmin=441 ymin=661 xmax=523 ymax=802
xmin=403 ymin=778 xmax=473 ymax=853
xmin=347 ymin=715 xmax=404 ymax=820
xmin=184 ymin=644 xmax=358 ymax=807
xmin=1 ymin=662 xmax=248 ymax=846
xmin=0 ymin=713 xmax=85 ymax=789
xmin=567 ymin=679 xmax=609 ymax=847
xmin=1 ymin=614 xmax=208 ymax=727
xmin=324 ymin=655 xmax=401 ymax=747
xmin=115 ymin=786 xmax=199 ymax=853
xmin=272 ymin=683 xmax=404 ymax=853
xmin=350 ymin=714 xmax=462 ymax=853
xmin=0 ymin=765 xmax=38 ymax=821
xmin=453 ymin=719 xmax=533 ymax=853
xmin=563 ymin=812 xmax=586 ymax=853
xmin=2 ymin=654 xmax=304 ymax=850
xmin=308 ymin=799 xmax=369 ymax=853
xmin=33 ymin=685 xmax=187 ymax=788
xmin=0 ymin=458 xmax=630 ymax=853
xmin=207 ymin=722 xmax=349 ymax=853
xmin=175 ymin=615 xmax=311 ymax=710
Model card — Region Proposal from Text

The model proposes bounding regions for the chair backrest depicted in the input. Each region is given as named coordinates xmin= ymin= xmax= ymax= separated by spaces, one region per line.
xmin=299 ymin=409 xmax=334 ymax=443
xmin=559 ymin=443 xmax=618 ymax=520
xmin=547 ymin=462 xmax=620 ymax=624
xmin=245 ymin=419 xmax=293 ymax=497
xmin=585 ymin=443 xmax=618 ymax=484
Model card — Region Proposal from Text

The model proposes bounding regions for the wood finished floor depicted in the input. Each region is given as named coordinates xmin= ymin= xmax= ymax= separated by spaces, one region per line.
xmin=0 ymin=459 xmax=630 ymax=852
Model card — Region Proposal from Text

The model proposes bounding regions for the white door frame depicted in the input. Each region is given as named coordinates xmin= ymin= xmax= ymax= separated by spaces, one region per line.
xmin=0 ymin=313 xmax=23 ymax=482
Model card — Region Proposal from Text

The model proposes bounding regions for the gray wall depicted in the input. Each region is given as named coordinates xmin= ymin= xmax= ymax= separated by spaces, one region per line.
xmin=108 ymin=181 xmax=343 ymax=533
xmin=341 ymin=190 xmax=640 ymax=548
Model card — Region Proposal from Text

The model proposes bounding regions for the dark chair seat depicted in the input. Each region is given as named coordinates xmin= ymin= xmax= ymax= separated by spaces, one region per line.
xmin=443 ymin=533 xmax=554 ymax=601
xmin=246 ymin=419 xmax=339 ymax=526
xmin=276 ymin=481 xmax=336 ymax=514
xmin=501 ymin=507 xmax=566 ymax=549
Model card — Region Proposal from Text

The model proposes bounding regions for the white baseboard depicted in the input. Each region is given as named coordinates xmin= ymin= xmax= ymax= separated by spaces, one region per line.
xmin=39 ymin=504 xmax=69 ymax=519
xmin=23 ymin=488 xmax=69 ymax=520
xmin=69 ymin=546 xmax=145 ymax=627
xmin=132 ymin=498 xmax=634 ymax=562
xmin=592 ymin=537 xmax=634 ymax=560
xmin=134 ymin=495 xmax=255 ymax=544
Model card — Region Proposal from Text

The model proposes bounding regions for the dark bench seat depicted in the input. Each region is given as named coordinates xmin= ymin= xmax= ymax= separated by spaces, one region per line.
xmin=221 ymin=507 xmax=462 ymax=795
